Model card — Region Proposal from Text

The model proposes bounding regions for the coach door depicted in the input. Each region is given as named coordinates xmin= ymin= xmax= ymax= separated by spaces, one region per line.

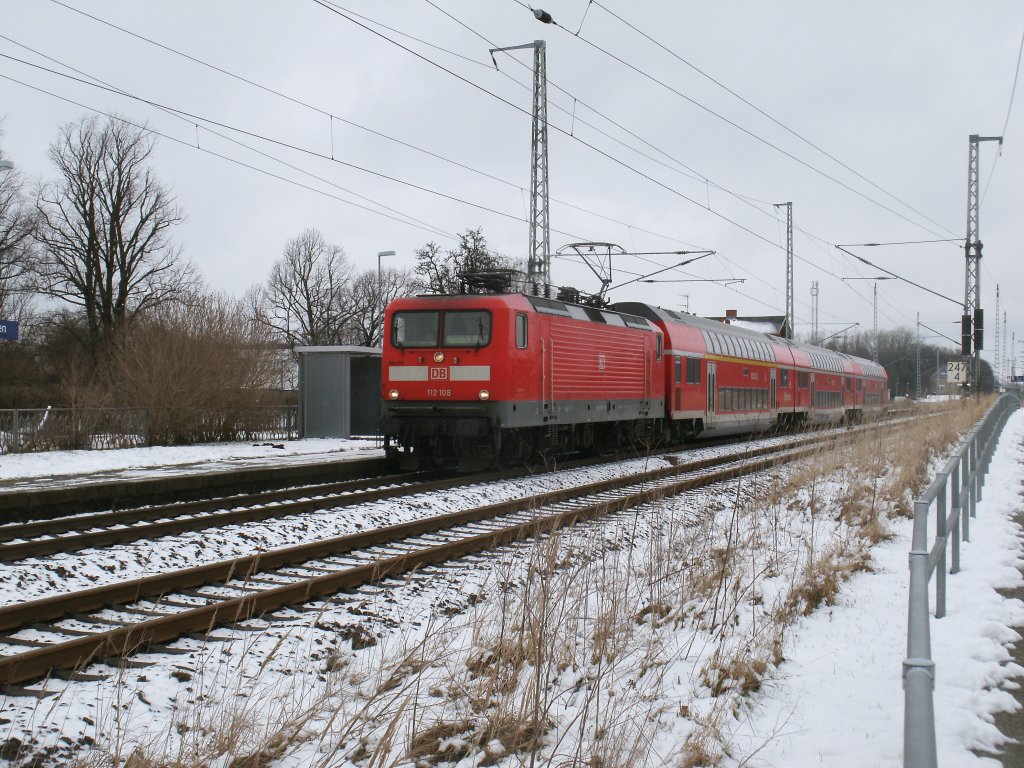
xmin=706 ymin=361 xmax=717 ymax=427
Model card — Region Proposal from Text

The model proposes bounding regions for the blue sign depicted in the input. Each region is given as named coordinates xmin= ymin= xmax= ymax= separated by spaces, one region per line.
xmin=0 ymin=320 xmax=19 ymax=341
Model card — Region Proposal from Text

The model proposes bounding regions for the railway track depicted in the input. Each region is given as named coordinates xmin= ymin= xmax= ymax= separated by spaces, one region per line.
xmin=0 ymin=451 xmax=676 ymax=562
xmin=0 ymin=426 xmax=861 ymax=687
xmin=0 ymin=433 xmax=793 ymax=562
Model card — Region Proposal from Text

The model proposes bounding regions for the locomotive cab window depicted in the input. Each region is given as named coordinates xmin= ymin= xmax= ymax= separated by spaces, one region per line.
xmin=442 ymin=310 xmax=491 ymax=347
xmin=392 ymin=311 xmax=439 ymax=348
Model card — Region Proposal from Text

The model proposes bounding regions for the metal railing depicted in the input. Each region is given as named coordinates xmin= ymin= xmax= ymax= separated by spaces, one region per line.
xmin=904 ymin=393 xmax=1020 ymax=767
xmin=0 ymin=406 xmax=299 ymax=454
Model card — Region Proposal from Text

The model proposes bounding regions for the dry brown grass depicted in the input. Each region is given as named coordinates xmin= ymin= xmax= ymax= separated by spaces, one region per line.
xmin=46 ymin=400 xmax=999 ymax=768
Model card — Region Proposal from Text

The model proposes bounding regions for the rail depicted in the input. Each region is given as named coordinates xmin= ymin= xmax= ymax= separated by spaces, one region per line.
xmin=903 ymin=393 xmax=1020 ymax=767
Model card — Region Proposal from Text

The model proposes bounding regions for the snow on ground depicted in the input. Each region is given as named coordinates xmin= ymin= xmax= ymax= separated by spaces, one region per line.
xmin=0 ymin=438 xmax=382 ymax=489
xmin=731 ymin=408 xmax=1024 ymax=767
xmin=0 ymin=411 xmax=1022 ymax=766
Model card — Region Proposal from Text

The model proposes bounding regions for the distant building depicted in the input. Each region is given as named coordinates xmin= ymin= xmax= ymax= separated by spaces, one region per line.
xmin=705 ymin=309 xmax=790 ymax=338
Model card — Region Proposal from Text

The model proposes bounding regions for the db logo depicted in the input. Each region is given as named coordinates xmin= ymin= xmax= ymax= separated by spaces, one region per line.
xmin=429 ymin=367 xmax=449 ymax=380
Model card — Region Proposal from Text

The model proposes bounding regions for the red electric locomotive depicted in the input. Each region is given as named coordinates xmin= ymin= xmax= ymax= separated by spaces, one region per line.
xmin=381 ymin=287 xmax=888 ymax=469
xmin=381 ymin=291 xmax=664 ymax=469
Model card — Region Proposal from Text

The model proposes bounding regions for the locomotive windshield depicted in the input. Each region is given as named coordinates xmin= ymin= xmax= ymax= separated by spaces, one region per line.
xmin=391 ymin=310 xmax=491 ymax=348
xmin=442 ymin=310 xmax=491 ymax=347
xmin=392 ymin=311 xmax=439 ymax=347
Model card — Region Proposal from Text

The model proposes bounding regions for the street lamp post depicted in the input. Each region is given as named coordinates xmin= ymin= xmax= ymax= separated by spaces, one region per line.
xmin=377 ymin=250 xmax=395 ymax=346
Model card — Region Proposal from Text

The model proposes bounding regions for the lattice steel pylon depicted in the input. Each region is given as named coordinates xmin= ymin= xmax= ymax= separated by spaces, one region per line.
xmin=995 ymin=284 xmax=1000 ymax=386
xmin=491 ymin=40 xmax=551 ymax=293
xmin=963 ymin=134 xmax=1002 ymax=391
xmin=810 ymin=281 xmax=819 ymax=343
xmin=774 ymin=202 xmax=793 ymax=339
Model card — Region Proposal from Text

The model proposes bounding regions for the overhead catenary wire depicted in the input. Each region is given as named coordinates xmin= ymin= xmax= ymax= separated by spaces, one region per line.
xmin=511 ymin=0 xmax=959 ymax=241
xmin=0 ymin=73 xmax=461 ymax=243
xmin=36 ymin=2 xmax=715 ymax=253
xmin=981 ymin=23 xmax=1023 ymax=204
xmin=6 ymin=4 xmax=895 ymax=330
xmin=414 ymin=0 xmax=935 ymax=326
xmin=325 ymin=0 xmax=884 ymax=324
xmin=42 ymin=0 xmax=884 ymax=327
xmin=584 ymin=0 xmax=959 ymax=240
xmin=3 ymin=44 xmax=802 ymax=322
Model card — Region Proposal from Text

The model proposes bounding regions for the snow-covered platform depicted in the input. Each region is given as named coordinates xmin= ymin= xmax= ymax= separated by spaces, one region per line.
xmin=0 ymin=438 xmax=382 ymax=492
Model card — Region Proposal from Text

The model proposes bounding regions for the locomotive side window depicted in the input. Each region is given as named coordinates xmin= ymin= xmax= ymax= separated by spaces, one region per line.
xmin=392 ymin=311 xmax=440 ymax=347
xmin=515 ymin=313 xmax=528 ymax=349
xmin=442 ymin=310 xmax=491 ymax=347
xmin=656 ymin=334 xmax=663 ymax=360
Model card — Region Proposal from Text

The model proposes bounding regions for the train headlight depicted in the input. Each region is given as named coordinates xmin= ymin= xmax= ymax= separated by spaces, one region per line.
xmin=479 ymin=389 xmax=490 ymax=401
xmin=388 ymin=388 xmax=400 ymax=400
xmin=433 ymin=352 xmax=445 ymax=363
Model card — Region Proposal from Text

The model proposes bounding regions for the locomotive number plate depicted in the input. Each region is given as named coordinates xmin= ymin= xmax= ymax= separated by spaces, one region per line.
xmin=426 ymin=389 xmax=452 ymax=398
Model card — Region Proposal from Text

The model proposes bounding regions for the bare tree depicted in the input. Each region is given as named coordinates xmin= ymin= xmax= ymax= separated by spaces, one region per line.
xmin=343 ymin=266 xmax=418 ymax=347
xmin=413 ymin=227 xmax=517 ymax=294
xmin=0 ymin=145 xmax=36 ymax=325
xmin=263 ymin=228 xmax=353 ymax=346
xmin=33 ymin=115 xmax=193 ymax=356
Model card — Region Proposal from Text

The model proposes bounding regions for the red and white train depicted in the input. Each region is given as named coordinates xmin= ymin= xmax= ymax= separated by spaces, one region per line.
xmin=381 ymin=290 xmax=888 ymax=469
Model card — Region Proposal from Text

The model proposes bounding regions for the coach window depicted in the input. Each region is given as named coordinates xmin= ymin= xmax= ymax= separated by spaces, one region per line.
xmin=675 ymin=356 xmax=682 ymax=384
xmin=515 ymin=313 xmax=528 ymax=349
xmin=656 ymin=334 xmax=663 ymax=360
xmin=392 ymin=311 xmax=439 ymax=347
xmin=686 ymin=357 xmax=701 ymax=384
xmin=798 ymin=371 xmax=809 ymax=389
xmin=780 ymin=369 xmax=790 ymax=388
xmin=442 ymin=310 xmax=491 ymax=348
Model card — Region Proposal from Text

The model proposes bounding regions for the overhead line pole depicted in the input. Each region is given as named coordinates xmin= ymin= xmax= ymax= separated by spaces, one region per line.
xmin=489 ymin=39 xmax=551 ymax=294
xmin=774 ymin=202 xmax=793 ymax=339
xmin=963 ymin=134 xmax=1002 ymax=394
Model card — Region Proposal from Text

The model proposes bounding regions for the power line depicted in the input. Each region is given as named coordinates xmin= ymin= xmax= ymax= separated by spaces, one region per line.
xmin=37 ymin=4 xmax=715 ymax=253
xmin=981 ymin=24 xmax=1023 ymax=204
xmin=527 ymin=6 xmax=958 ymax=241
xmin=0 ymin=73 xmax=461 ymax=242
xmin=9 ymin=5 xmax=869 ymax=328
xmin=586 ymin=0 xmax=958 ymax=240
xmin=325 ymin=1 xmax=876 ymax=323
xmin=58 ymin=0 xmax=880 ymax=325
xmin=0 ymin=51 xmax=586 ymax=235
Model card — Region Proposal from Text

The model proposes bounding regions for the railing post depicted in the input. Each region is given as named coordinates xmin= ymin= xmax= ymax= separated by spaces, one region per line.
xmin=12 ymin=409 xmax=19 ymax=454
xmin=905 ymin=497 xmax=938 ymax=768
xmin=935 ymin=476 xmax=948 ymax=618
xmin=951 ymin=460 xmax=962 ymax=574
xmin=966 ymin=438 xmax=974 ymax=524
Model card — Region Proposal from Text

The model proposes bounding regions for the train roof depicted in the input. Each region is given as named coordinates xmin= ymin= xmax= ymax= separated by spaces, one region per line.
xmin=612 ymin=301 xmax=886 ymax=379
xmin=393 ymin=292 xmax=658 ymax=332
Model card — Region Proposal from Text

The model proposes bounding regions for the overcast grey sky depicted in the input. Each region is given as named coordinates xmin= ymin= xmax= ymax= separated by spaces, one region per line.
xmin=2 ymin=1 xmax=1022 ymax=369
